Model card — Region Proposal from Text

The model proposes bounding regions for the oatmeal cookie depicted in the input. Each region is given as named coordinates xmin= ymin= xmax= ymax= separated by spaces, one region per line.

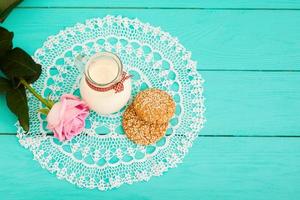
xmin=123 ymin=105 xmax=168 ymax=145
xmin=133 ymin=88 xmax=175 ymax=124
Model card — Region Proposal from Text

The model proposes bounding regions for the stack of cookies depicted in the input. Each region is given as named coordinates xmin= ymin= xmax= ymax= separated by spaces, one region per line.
xmin=123 ymin=88 xmax=175 ymax=145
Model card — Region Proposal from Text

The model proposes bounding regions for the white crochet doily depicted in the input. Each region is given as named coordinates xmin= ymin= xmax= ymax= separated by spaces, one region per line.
xmin=16 ymin=15 xmax=205 ymax=190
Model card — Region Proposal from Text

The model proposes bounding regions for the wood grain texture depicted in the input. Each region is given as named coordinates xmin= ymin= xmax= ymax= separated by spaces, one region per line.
xmin=0 ymin=136 xmax=299 ymax=200
xmin=1 ymin=9 xmax=299 ymax=135
xmin=2 ymin=9 xmax=300 ymax=71
xmin=202 ymin=71 xmax=300 ymax=136
xmin=1 ymin=72 xmax=299 ymax=135
xmin=18 ymin=0 xmax=300 ymax=9
xmin=0 ymin=2 xmax=300 ymax=199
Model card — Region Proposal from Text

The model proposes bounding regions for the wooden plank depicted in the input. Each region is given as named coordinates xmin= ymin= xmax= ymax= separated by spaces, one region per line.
xmin=202 ymin=71 xmax=300 ymax=136
xmin=1 ymin=9 xmax=300 ymax=135
xmin=0 ymin=136 xmax=299 ymax=199
xmin=18 ymin=0 xmax=300 ymax=9
xmin=2 ymin=9 xmax=300 ymax=71
xmin=1 ymin=72 xmax=300 ymax=135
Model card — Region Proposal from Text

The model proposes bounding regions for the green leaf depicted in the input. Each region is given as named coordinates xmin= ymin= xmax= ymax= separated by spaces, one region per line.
xmin=0 ymin=77 xmax=12 ymax=92
xmin=0 ymin=47 xmax=42 ymax=84
xmin=6 ymin=85 xmax=29 ymax=131
xmin=38 ymin=108 xmax=49 ymax=115
xmin=0 ymin=0 xmax=23 ymax=23
xmin=0 ymin=26 xmax=13 ymax=58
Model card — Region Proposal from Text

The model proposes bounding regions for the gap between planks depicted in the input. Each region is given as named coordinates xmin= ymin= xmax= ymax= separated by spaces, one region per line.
xmin=15 ymin=7 xmax=300 ymax=11
xmin=0 ymin=133 xmax=300 ymax=137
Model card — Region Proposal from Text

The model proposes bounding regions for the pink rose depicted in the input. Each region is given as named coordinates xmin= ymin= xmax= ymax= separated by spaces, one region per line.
xmin=46 ymin=94 xmax=89 ymax=141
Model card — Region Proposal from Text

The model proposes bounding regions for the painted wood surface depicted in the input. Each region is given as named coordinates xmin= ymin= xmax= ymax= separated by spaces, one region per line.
xmin=1 ymin=9 xmax=300 ymax=135
xmin=0 ymin=136 xmax=299 ymax=200
xmin=18 ymin=0 xmax=300 ymax=9
xmin=1 ymin=71 xmax=300 ymax=135
xmin=0 ymin=1 xmax=299 ymax=199
xmin=3 ymin=9 xmax=300 ymax=71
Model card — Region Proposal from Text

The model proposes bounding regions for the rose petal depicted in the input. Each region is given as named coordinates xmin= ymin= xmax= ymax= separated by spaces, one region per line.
xmin=64 ymin=118 xmax=85 ymax=140
xmin=53 ymin=127 xmax=65 ymax=142
xmin=61 ymin=94 xmax=86 ymax=107
xmin=47 ymin=94 xmax=89 ymax=142
xmin=46 ymin=102 xmax=62 ymax=127
xmin=61 ymin=94 xmax=81 ymax=101
xmin=63 ymin=107 xmax=88 ymax=124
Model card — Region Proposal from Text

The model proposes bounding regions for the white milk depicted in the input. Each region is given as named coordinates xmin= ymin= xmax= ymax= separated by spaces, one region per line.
xmin=79 ymin=52 xmax=131 ymax=115
xmin=88 ymin=58 xmax=119 ymax=84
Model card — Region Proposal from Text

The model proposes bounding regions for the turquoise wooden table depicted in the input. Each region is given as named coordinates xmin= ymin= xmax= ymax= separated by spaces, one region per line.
xmin=1 ymin=0 xmax=300 ymax=199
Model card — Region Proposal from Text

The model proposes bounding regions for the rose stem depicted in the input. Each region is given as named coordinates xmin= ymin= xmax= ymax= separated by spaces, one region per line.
xmin=20 ymin=79 xmax=53 ymax=109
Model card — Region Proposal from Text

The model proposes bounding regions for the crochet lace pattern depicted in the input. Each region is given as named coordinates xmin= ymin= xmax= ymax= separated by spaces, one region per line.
xmin=16 ymin=15 xmax=205 ymax=190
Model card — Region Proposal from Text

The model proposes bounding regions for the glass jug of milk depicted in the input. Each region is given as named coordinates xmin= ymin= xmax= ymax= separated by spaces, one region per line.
xmin=75 ymin=52 xmax=132 ymax=115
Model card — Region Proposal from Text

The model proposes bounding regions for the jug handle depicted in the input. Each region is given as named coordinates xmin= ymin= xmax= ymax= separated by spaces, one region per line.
xmin=74 ymin=54 xmax=88 ymax=74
